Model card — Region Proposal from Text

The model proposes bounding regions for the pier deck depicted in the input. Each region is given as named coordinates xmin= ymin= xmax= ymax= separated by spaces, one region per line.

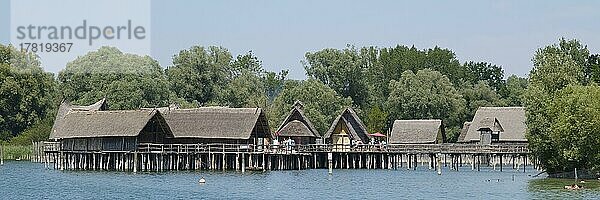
xmin=42 ymin=142 xmax=534 ymax=172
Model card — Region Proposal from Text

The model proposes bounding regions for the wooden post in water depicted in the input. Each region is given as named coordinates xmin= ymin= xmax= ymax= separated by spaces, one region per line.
xmin=235 ymin=153 xmax=239 ymax=171
xmin=328 ymin=153 xmax=333 ymax=174
xmin=133 ymin=152 xmax=138 ymax=173
xmin=471 ymin=154 xmax=475 ymax=171
xmin=437 ymin=153 xmax=442 ymax=175
xmin=241 ymin=153 xmax=246 ymax=173
xmin=523 ymin=155 xmax=527 ymax=173
xmin=262 ymin=154 xmax=266 ymax=171
xmin=500 ymin=155 xmax=503 ymax=172
xmin=0 ymin=145 xmax=3 ymax=166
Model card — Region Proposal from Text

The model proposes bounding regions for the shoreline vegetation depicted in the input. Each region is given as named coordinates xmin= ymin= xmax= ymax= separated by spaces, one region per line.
xmin=0 ymin=144 xmax=32 ymax=160
xmin=1 ymin=38 xmax=599 ymax=177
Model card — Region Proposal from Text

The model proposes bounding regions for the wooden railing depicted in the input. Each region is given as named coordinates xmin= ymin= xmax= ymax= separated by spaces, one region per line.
xmin=43 ymin=141 xmax=61 ymax=152
xmin=133 ymin=143 xmax=530 ymax=154
xmin=44 ymin=141 xmax=528 ymax=154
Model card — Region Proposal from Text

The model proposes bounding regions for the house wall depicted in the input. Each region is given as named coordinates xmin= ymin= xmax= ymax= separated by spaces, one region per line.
xmin=164 ymin=138 xmax=254 ymax=144
xmin=61 ymin=137 xmax=137 ymax=151
xmin=329 ymin=122 xmax=351 ymax=145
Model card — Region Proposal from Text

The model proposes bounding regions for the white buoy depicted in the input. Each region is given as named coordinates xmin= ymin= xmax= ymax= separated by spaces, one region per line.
xmin=199 ymin=177 xmax=206 ymax=184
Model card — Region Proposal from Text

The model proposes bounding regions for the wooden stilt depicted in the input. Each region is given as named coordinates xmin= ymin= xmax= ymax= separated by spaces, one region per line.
xmin=241 ymin=153 xmax=246 ymax=173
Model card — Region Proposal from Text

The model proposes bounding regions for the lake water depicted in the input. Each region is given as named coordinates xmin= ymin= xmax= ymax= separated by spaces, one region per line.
xmin=1 ymin=161 xmax=599 ymax=199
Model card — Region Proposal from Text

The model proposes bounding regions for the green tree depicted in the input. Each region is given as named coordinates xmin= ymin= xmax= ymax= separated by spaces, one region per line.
xmin=0 ymin=45 xmax=56 ymax=137
xmin=230 ymin=51 xmax=264 ymax=77
xmin=364 ymin=105 xmax=389 ymax=134
xmin=269 ymin=79 xmax=352 ymax=135
xmin=464 ymin=61 xmax=505 ymax=93
xmin=525 ymin=38 xmax=589 ymax=173
xmin=304 ymin=46 xmax=369 ymax=108
xmin=218 ymin=71 xmax=267 ymax=108
xmin=9 ymin=114 xmax=54 ymax=145
xmin=589 ymin=54 xmax=600 ymax=84
xmin=370 ymin=45 xmax=470 ymax=99
xmin=166 ymin=46 xmax=232 ymax=105
xmin=59 ymin=46 xmax=170 ymax=110
xmin=461 ymin=80 xmax=507 ymax=120
xmin=425 ymin=47 xmax=469 ymax=86
xmin=264 ymin=70 xmax=288 ymax=103
xmin=504 ymin=75 xmax=528 ymax=106
xmin=385 ymin=69 xmax=466 ymax=132
xmin=545 ymin=85 xmax=600 ymax=173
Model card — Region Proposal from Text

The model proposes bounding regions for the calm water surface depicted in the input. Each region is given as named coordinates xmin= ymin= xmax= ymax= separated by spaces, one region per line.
xmin=1 ymin=161 xmax=599 ymax=199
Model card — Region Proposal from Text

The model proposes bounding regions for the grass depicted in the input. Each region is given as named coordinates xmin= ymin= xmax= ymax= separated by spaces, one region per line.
xmin=529 ymin=178 xmax=600 ymax=191
xmin=0 ymin=144 xmax=32 ymax=160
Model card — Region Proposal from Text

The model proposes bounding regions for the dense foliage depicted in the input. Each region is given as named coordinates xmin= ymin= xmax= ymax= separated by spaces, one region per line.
xmin=58 ymin=47 xmax=171 ymax=109
xmin=386 ymin=69 xmax=466 ymax=131
xmin=524 ymin=38 xmax=600 ymax=173
xmin=0 ymin=45 xmax=56 ymax=138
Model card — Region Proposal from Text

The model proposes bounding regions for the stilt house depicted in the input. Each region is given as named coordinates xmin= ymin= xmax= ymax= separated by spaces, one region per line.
xmin=274 ymin=101 xmax=321 ymax=144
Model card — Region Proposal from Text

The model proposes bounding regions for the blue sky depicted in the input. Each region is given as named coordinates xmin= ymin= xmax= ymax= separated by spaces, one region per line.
xmin=2 ymin=0 xmax=599 ymax=79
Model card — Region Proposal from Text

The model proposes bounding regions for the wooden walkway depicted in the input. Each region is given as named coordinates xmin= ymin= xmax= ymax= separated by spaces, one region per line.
xmin=42 ymin=142 xmax=534 ymax=172
xmin=44 ymin=142 xmax=529 ymax=154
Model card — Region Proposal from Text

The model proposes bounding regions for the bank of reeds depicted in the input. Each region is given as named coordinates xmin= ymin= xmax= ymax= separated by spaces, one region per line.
xmin=0 ymin=144 xmax=32 ymax=160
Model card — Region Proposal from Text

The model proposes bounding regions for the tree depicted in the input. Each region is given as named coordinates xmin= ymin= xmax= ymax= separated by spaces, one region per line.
xmin=269 ymin=79 xmax=352 ymax=135
xmin=364 ymin=105 xmax=389 ymax=134
xmin=218 ymin=71 xmax=267 ymax=108
xmin=504 ymin=75 xmax=528 ymax=106
xmin=360 ymin=45 xmax=476 ymax=105
xmin=589 ymin=54 xmax=600 ymax=84
xmin=544 ymin=85 xmax=600 ymax=173
xmin=460 ymin=80 xmax=507 ymax=121
xmin=464 ymin=61 xmax=505 ymax=93
xmin=385 ymin=69 xmax=466 ymax=131
xmin=166 ymin=46 xmax=232 ymax=105
xmin=230 ymin=51 xmax=264 ymax=77
xmin=425 ymin=47 xmax=469 ymax=86
xmin=0 ymin=44 xmax=56 ymax=137
xmin=264 ymin=70 xmax=288 ymax=103
xmin=524 ymin=38 xmax=589 ymax=173
xmin=59 ymin=46 xmax=170 ymax=110
xmin=304 ymin=46 xmax=369 ymax=108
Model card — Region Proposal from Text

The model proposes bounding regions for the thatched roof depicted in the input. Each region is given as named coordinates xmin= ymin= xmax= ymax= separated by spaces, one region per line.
xmin=389 ymin=119 xmax=444 ymax=144
xmin=277 ymin=120 xmax=316 ymax=137
xmin=324 ymin=108 xmax=370 ymax=143
xmin=457 ymin=122 xmax=471 ymax=142
xmin=159 ymin=107 xmax=271 ymax=139
xmin=477 ymin=117 xmax=504 ymax=132
xmin=51 ymin=109 xmax=169 ymax=139
xmin=460 ymin=107 xmax=526 ymax=142
xmin=275 ymin=101 xmax=320 ymax=138
xmin=50 ymin=99 xmax=107 ymax=139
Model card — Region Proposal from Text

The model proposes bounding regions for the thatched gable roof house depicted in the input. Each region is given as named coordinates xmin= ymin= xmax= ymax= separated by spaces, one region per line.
xmin=51 ymin=107 xmax=172 ymax=151
xmin=275 ymin=101 xmax=320 ymax=138
xmin=51 ymin=110 xmax=171 ymax=139
xmin=458 ymin=107 xmax=527 ymax=143
xmin=389 ymin=120 xmax=445 ymax=144
xmin=50 ymin=99 xmax=108 ymax=139
xmin=159 ymin=107 xmax=272 ymax=142
xmin=324 ymin=108 xmax=370 ymax=144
